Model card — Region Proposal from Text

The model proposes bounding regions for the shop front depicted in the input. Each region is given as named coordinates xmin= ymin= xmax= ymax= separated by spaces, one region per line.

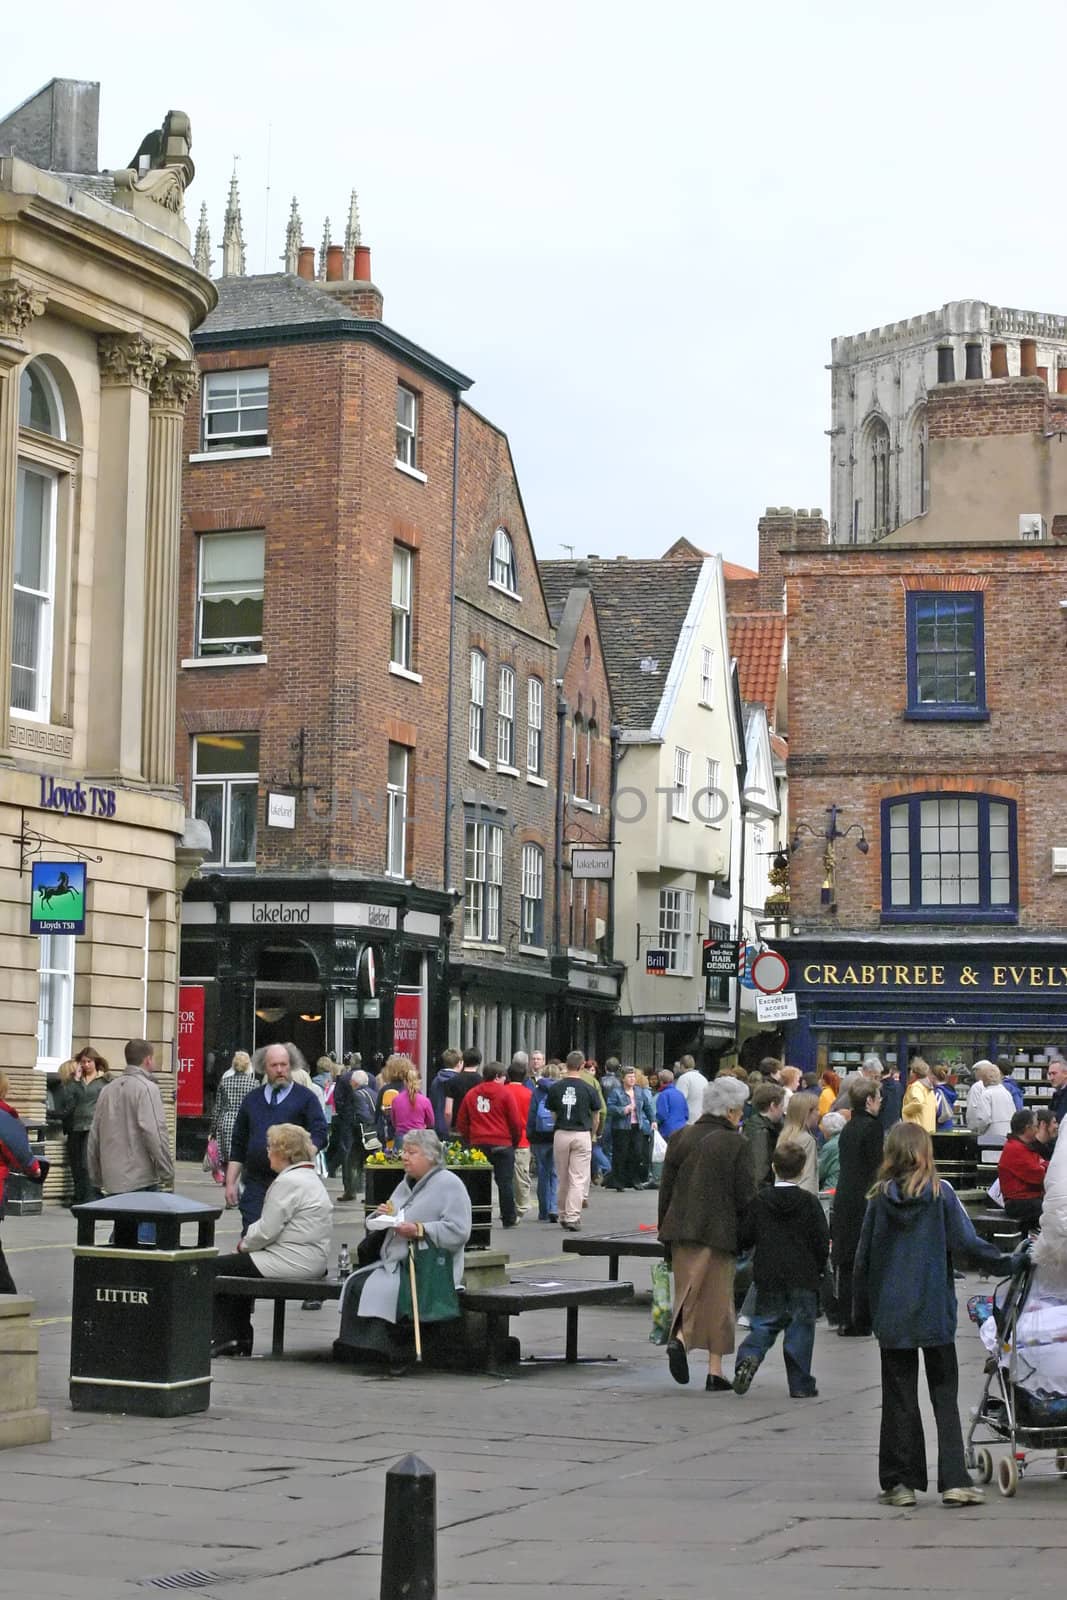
xmin=178 ymin=876 xmax=450 ymax=1143
xmin=447 ymin=959 xmax=565 ymax=1068
xmin=552 ymin=958 xmax=623 ymax=1062
xmin=778 ymin=935 xmax=1067 ymax=1079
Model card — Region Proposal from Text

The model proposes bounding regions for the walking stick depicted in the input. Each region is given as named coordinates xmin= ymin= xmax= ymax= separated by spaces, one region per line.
xmin=408 ymin=1243 xmax=423 ymax=1364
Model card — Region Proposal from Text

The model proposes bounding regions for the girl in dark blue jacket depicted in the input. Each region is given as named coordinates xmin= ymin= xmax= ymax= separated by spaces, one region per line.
xmin=855 ymin=1122 xmax=1023 ymax=1509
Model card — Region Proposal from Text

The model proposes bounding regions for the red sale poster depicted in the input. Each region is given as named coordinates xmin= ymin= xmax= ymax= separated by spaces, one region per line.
xmin=177 ymin=984 xmax=206 ymax=1117
xmin=393 ymin=989 xmax=422 ymax=1065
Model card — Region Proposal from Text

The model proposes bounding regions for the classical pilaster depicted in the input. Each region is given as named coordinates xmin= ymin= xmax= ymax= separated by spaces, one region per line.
xmin=0 ymin=282 xmax=47 ymax=757
xmin=88 ymin=333 xmax=165 ymax=778
xmin=143 ymin=359 xmax=197 ymax=786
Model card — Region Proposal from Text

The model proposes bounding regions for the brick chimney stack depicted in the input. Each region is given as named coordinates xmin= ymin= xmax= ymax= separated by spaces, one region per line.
xmin=756 ymin=507 xmax=829 ymax=611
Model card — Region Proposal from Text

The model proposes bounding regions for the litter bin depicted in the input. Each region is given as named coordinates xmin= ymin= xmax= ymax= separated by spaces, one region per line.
xmin=69 ymin=1193 xmax=222 ymax=1417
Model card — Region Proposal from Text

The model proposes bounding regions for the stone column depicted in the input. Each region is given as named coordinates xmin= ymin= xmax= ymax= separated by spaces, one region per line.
xmin=89 ymin=333 xmax=164 ymax=778
xmin=143 ymin=360 xmax=197 ymax=786
xmin=0 ymin=1296 xmax=50 ymax=1448
xmin=0 ymin=282 xmax=47 ymax=758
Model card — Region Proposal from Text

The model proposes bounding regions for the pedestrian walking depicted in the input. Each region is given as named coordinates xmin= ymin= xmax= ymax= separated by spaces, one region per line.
xmin=744 ymin=1083 xmax=786 ymax=1187
xmin=505 ymin=1057 xmax=534 ymax=1217
xmin=901 ymin=1059 xmax=937 ymax=1133
xmin=226 ymin=1043 xmax=328 ymax=1233
xmin=818 ymin=1112 xmax=846 ymax=1190
xmin=774 ymin=1091 xmax=820 ymax=1195
xmin=546 ymin=1051 xmax=603 ymax=1231
xmin=87 ymin=1039 xmax=174 ymax=1198
xmin=444 ymin=1047 xmax=484 ymax=1132
xmin=732 ymin=1139 xmax=830 ymax=1399
xmin=455 ymin=1061 xmax=523 ymax=1227
xmin=997 ymin=1109 xmax=1048 ymax=1231
xmin=655 ymin=1070 xmax=689 ymax=1143
xmin=527 ymin=1062 xmax=561 ymax=1221
xmin=211 ymin=1050 xmax=257 ymax=1167
xmin=674 ymin=1054 xmax=707 ymax=1126
xmin=390 ymin=1066 xmax=436 ymax=1143
xmin=658 ymin=1075 xmax=756 ymax=1391
xmin=428 ymin=1047 xmax=461 ymax=1138
xmin=605 ymin=1068 xmax=654 ymax=1190
xmin=0 ymin=1072 xmax=49 ymax=1291
xmin=833 ymin=1075 xmax=884 ymax=1337
xmin=965 ymin=1061 xmax=1015 ymax=1141
xmin=854 ymin=1122 xmax=1025 ymax=1508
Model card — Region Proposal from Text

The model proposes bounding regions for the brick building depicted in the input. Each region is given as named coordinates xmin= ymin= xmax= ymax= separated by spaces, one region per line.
xmin=445 ymin=407 xmax=562 ymax=1060
xmin=538 ymin=563 xmax=622 ymax=1058
xmin=177 ymin=204 xmax=471 ymax=1084
xmin=780 ymin=528 xmax=1067 ymax=1073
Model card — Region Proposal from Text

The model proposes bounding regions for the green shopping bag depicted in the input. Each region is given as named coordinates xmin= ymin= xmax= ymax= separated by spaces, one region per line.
xmin=650 ymin=1259 xmax=672 ymax=1345
xmin=396 ymin=1240 xmax=461 ymax=1323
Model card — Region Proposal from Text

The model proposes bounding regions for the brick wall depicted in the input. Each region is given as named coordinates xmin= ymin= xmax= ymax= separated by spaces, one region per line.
xmin=756 ymin=507 xmax=828 ymax=611
xmin=558 ymin=589 xmax=613 ymax=948
xmin=784 ymin=542 xmax=1067 ymax=930
xmin=178 ymin=335 xmax=456 ymax=886
xmin=927 ymin=378 xmax=1048 ymax=440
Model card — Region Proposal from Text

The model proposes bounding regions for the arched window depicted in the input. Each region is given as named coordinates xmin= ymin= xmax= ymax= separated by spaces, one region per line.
xmin=14 ymin=360 xmax=73 ymax=720
xmin=490 ymin=527 xmax=518 ymax=593
xmin=881 ymin=793 xmax=1016 ymax=923
xmin=867 ymin=417 xmax=891 ymax=535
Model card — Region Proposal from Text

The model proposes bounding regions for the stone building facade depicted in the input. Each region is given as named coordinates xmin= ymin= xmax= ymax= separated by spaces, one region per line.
xmin=0 ymin=79 xmax=214 ymax=1176
xmin=830 ymin=300 xmax=1067 ymax=544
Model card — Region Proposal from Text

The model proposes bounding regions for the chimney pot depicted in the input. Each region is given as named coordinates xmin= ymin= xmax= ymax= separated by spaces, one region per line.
xmin=964 ymin=342 xmax=983 ymax=380
xmin=354 ymin=245 xmax=372 ymax=281
xmin=937 ymin=346 xmax=955 ymax=384
xmin=1057 ymin=367 xmax=1067 ymax=396
xmin=326 ymin=244 xmax=344 ymax=282
xmin=991 ymin=341 xmax=1009 ymax=378
xmin=297 ymin=246 xmax=316 ymax=280
xmin=1020 ymin=338 xmax=1038 ymax=378
xmin=1038 ymin=366 xmax=1049 ymax=387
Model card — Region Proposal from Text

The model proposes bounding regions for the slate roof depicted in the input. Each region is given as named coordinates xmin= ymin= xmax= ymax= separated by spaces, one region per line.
xmin=199 ymin=274 xmax=352 ymax=334
xmin=538 ymin=558 xmax=704 ymax=728
xmin=729 ymin=611 xmax=786 ymax=718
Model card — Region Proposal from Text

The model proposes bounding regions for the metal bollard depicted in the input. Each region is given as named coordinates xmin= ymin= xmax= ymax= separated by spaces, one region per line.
xmin=380 ymin=1453 xmax=436 ymax=1600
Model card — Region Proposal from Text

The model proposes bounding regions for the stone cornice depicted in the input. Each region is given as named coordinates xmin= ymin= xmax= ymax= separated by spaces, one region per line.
xmin=98 ymin=333 xmax=167 ymax=390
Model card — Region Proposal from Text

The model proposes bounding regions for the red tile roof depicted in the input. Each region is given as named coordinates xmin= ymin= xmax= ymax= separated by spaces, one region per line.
xmin=729 ymin=612 xmax=787 ymax=717
xmin=723 ymin=560 xmax=758 ymax=582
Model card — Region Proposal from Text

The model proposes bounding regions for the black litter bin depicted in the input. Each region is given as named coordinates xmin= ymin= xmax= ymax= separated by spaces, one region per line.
xmin=70 ymin=1192 xmax=222 ymax=1417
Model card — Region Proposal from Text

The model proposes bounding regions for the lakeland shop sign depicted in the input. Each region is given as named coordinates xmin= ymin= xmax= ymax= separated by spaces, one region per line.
xmin=798 ymin=958 xmax=1067 ymax=994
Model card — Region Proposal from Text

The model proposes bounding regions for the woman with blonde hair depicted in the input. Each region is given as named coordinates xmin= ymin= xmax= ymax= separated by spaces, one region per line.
xmin=775 ymin=1091 xmax=820 ymax=1194
xmin=855 ymin=1122 xmax=1024 ymax=1509
xmin=211 ymin=1121 xmax=332 ymax=1357
xmin=211 ymin=1049 xmax=257 ymax=1168
xmin=390 ymin=1065 xmax=435 ymax=1142
xmin=901 ymin=1058 xmax=938 ymax=1134
xmin=376 ymin=1053 xmax=413 ymax=1149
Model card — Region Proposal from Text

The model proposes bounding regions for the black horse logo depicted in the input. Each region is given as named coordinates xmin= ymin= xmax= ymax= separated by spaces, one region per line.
xmin=38 ymin=870 xmax=77 ymax=911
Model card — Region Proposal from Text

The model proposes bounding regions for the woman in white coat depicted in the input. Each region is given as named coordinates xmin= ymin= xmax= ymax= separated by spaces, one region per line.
xmin=965 ymin=1061 xmax=1016 ymax=1142
xmin=212 ymin=1122 xmax=332 ymax=1356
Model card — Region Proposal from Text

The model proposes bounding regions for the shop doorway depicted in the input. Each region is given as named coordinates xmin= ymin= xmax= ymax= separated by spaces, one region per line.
xmin=254 ymin=941 xmax=326 ymax=1063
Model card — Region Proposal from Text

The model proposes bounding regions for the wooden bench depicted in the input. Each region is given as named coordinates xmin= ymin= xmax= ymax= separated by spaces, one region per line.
xmin=969 ymin=1211 xmax=1023 ymax=1251
xmin=214 ymin=1276 xmax=342 ymax=1358
xmin=562 ymin=1231 xmax=664 ymax=1281
xmin=460 ymin=1276 xmax=634 ymax=1370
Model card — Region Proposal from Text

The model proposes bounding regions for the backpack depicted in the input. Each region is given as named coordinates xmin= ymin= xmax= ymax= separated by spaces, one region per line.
xmin=533 ymin=1087 xmax=556 ymax=1135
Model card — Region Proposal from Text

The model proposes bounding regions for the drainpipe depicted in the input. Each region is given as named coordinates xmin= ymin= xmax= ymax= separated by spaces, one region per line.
xmin=553 ymin=684 xmax=567 ymax=954
xmin=731 ymin=793 xmax=749 ymax=1054
xmin=442 ymin=398 xmax=460 ymax=893
xmin=607 ymin=723 xmax=621 ymax=963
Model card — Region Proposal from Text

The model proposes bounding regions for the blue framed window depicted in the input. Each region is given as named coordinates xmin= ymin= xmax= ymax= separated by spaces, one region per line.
xmin=881 ymin=793 xmax=1016 ymax=923
xmin=906 ymin=591 xmax=986 ymax=719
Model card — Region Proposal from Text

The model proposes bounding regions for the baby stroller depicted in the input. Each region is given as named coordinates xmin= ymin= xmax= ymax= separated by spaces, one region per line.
xmin=965 ymin=1258 xmax=1067 ymax=1495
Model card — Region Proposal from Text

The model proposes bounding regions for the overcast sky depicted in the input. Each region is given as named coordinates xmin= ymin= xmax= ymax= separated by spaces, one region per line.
xmin=6 ymin=1 xmax=1067 ymax=567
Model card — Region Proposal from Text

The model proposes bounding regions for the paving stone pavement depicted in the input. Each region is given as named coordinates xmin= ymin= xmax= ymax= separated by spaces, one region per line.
xmin=1 ymin=1165 xmax=1061 ymax=1599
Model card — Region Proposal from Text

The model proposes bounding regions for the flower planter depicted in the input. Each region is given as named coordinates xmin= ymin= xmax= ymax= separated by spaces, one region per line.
xmin=363 ymin=1164 xmax=494 ymax=1251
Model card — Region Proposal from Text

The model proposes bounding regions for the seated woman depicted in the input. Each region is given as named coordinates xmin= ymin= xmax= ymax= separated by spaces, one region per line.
xmin=212 ymin=1122 xmax=332 ymax=1357
xmin=335 ymin=1129 xmax=472 ymax=1370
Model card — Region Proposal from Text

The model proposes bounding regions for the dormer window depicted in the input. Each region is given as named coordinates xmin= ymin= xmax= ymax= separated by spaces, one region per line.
xmin=490 ymin=527 xmax=518 ymax=595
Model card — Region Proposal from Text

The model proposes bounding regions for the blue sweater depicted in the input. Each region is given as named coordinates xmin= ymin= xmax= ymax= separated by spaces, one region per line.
xmin=854 ymin=1179 xmax=1013 ymax=1348
xmin=656 ymin=1085 xmax=689 ymax=1140
xmin=229 ymin=1083 xmax=327 ymax=1187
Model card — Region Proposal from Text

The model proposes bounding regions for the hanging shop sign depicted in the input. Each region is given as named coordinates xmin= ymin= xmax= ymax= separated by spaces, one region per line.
xmin=30 ymin=861 xmax=86 ymax=934
xmin=266 ymin=792 xmax=296 ymax=829
xmin=177 ymin=986 xmax=206 ymax=1118
xmin=571 ymin=848 xmax=614 ymax=880
xmin=702 ymin=938 xmax=741 ymax=977
xmin=646 ymin=948 xmax=670 ymax=975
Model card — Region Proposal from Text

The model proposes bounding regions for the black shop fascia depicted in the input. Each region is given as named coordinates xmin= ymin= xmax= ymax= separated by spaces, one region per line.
xmin=775 ymin=933 xmax=1067 ymax=1075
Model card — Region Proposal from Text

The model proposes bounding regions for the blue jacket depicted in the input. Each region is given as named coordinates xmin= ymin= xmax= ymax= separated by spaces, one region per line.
xmin=656 ymin=1085 xmax=689 ymax=1140
xmin=854 ymin=1179 xmax=1013 ymax=1348
xmin=229 ymin=1082 xmax=327 ymax=1188
xmin=0 ymin=1104 xmax=45 ymax=1216
xmin=428 ymin=1069 xmax=457 ymax=1139
xmin=878 ymin=1077 xmax=904 ymax=1130
xmin=606 ymin=1083 xmax=654 ymax=1134
xmin=1003 ymin=1077 xmax=1025 ymax=1112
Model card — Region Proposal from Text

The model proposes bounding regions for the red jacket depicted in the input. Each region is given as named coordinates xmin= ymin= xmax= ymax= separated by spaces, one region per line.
xmin=456 ymin=1078 xmax=523 ymax=1148
xmin=997 ymin=1136 xmax=1048 ymax=1202
xmin=505 ymin=1081 xmax=532 ymax=1148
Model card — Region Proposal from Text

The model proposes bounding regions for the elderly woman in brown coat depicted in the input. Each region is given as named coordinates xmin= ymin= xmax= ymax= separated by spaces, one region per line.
xmin=659 ymin=1074 xmax=755 ymax=1391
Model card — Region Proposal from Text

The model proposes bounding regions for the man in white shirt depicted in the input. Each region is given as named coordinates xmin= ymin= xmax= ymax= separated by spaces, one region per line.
xmin=674 ymin=1055 xmax=708 ymax=1126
